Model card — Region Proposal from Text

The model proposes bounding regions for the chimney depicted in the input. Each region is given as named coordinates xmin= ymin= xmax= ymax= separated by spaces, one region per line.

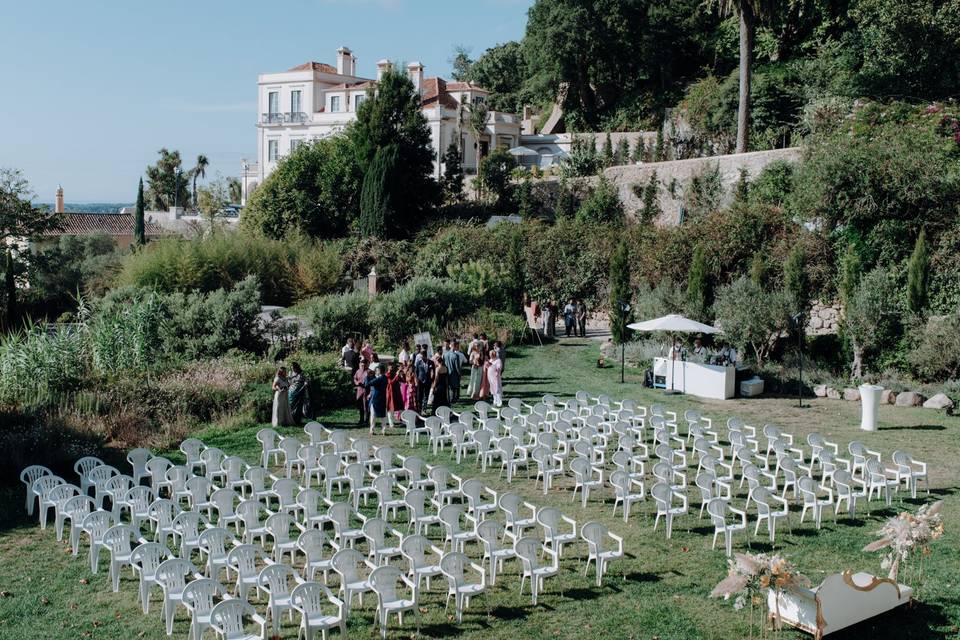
xmin=376 ymin=59 xmax=392 ymax=81
xmin=55 ymin=185 xmax=64 ymax=213
xmin=407 ymin=61 xmax=424 ymax=95
xmin=337 ymin=46 xmax=355 ymax=76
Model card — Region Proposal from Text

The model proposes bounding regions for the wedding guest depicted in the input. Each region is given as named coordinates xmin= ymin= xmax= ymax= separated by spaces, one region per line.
xmin=365 ymin=363 xmax=389 ymax=435
xmin=486 ymin=349 xmax=503 ymax=407
xmin=576 ymin=299 xmax=588 ymax=337
xmin=431 ymin=351 xmax=450 ymax=411
xmin=354 ymin=357 xmax=370 ymax=425
xmin=341 ymin=338 xmax=359 ymax=373
xmin=385 ymin=363 xmax=403 ymax=424
xmin=443 ymin=340 xmax=462 ymax=404
xmin=397 ymin=341 xmax=412 ymax=366
xmin=272 ymin=366 xmax=293 ymax=427
xmin=467 ymin=342 xmax=483 ymax=399
xmin=361 ymin=340 xmax=376 ymax=362
xmin=563 ymin=299 xmax=576 ymax=337
xmin=287 ymin=362 xmax=310 ymax=424
xmin=415 ymin=347 xmax=432 ymax=411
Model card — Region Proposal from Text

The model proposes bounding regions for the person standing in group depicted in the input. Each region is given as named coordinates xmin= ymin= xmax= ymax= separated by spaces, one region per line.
xmin=541 ymin=302 xmax=552 ymax=337
xmin=403 ymin=365 xmax=418 ymax=412
xmin=361 ymin=340 xmax=376 ymax=363
xmin=354 ymin=357 xmax=370 ymax=426
xmin=455 ymin=341 xmax=468 ymax=395
xmin=494 ymin=341 xmax=506 ymax=371
xmin=287 ymin=362 xmax=310 ymax=424
xmin=398 ymin=341 xmax=412 ymax=367
xmin=272 ymin=366 xmax=293 ymax=427
xmin=415 ymin=346 xmax=432 ymax=412
xmin=443 ymin=340 xmax=462 ymax=404
xmin=563 ymin=299 xmax=576 ymax=337
xmin=385 ymin=363 xmax=403 ymax=425
xmin=467 ymin=342 xmax=484 ymax=399
xmin=486 ymin=349 xmax=504 ymax=407
xmin=365 ymin=363 xmax=389 ymax=435
xmin=341 ymin=338 xmax=359 ymax=373
xmin=431 ymin=350 xmax=450 ymax=412
xmin=576 ymin=299 xmax=588 ymax=338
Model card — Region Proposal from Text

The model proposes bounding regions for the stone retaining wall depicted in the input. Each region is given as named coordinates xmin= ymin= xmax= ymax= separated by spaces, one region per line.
xmin=807 ymin=300 xmax=841 ymax=336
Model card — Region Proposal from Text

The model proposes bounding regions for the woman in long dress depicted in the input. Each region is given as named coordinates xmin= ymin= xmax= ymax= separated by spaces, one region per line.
xmin=486 ymin=350 xmax=503 ymax=407
xmin=478 ymin=352 xmax=491 ymax=400
xmin=467 ymin=343 xmax=483 ymax=399
xmin=431 ymin=354 xmax=450 ymax=413
xmin=272 ymin=367 xmax=293 ymax=427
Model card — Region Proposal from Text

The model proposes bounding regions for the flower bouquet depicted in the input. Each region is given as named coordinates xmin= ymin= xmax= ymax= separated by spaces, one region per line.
xmin=711 ymin=553 xmax=811 ymax=638
xmin=863 ymin=500 xmax=944 ymax=595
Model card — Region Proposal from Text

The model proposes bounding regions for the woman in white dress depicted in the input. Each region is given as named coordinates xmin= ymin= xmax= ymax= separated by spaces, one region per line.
xmin=272 ymin=366 xmax=293 ymax=427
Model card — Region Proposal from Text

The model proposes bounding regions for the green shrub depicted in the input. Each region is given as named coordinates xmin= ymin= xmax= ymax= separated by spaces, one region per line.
xmin=0 ymin=324 xmax=87 ymax=405
xmin=450 ymin=309 xmax=528 ymax=347
xmin=293 ymin=352 xmax=353 ymax=412
xmin=368 ymin=277 xmax=479 ymax=347
xmin=576 ymin=176 xmax=624 ymax=224
xmin=909 ymin=312 xmax=960 ymax=381
xmin=300 ymin=292 xmax=372 ymax=351
xmin=166 ymin=275 xmax=264 ymax=360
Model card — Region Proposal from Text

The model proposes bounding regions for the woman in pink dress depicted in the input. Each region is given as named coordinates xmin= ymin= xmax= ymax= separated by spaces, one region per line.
xmin=486 ymin=349 xmax=503 ymax=407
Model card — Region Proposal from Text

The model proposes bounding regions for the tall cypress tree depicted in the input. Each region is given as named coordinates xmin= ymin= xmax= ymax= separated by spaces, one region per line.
xmin=602 ymin=132 xmax=615 ymax=167
xmin=609 ymin=240 xmax=633 ymax=344
xmin=686 ymin=245 xmax=711 ymax=321
xmin=134 ymin=177 xmax=146 ymax=248
xmin=906 ymin=230 xmax=930 ymax=317
xmin=358 ymin=144 xmax=398 ymax=238
xmin=4 ymin=249 xmax=15 ymax=330
xmin=640 ymin=171 xmax=661 ymax=222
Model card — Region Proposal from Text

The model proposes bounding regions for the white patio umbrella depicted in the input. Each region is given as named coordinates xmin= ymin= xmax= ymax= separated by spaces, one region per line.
xmin=507 ymin=146 xmax=539 ymax=157
xmin=627 ymin=314 xmax=720 ymax=394
xmin=627 ymin=314 xmax=720 ymax=334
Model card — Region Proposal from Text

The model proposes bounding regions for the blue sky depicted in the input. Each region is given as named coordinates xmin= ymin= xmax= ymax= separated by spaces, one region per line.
xmin=0 ymin=0 xmax=533 ymax=203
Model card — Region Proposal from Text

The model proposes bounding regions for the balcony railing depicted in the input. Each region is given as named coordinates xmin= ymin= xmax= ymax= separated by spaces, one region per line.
xmin=260 ymin=112 xmax=309 ymax=125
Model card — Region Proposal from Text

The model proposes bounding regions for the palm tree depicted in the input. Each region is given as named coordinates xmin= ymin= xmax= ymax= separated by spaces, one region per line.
xmin=192 ymin=154 xmax=209 ymax=209
xmin=466 ymin=102 xmax=489 ymax=199
xmin=712 ymin=0 xmax=775 ymax=154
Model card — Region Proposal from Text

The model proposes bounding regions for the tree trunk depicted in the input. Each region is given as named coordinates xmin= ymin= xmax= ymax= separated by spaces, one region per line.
xmin=4 ymin=250 xmax=16 ymax=330
xmin=736 ymin=6 xmax=754 ymax=154
xmin=851 ymin=339 xmax=864 ymax=379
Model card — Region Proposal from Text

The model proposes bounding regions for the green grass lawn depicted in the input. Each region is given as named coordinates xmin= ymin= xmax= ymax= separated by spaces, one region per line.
xmin=1 ymin=338 xmax=958 ymax=639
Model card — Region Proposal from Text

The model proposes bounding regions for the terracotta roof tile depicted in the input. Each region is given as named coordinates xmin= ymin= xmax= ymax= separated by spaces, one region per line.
xmin=287 ymin=61 xmax=338 ymax=74
xmin=42 ymin=213 xmax=168 ymax=237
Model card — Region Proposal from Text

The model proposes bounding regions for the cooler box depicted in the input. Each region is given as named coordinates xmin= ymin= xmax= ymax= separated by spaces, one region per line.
xmin=740 ymin=377 xmax=764 ymax=397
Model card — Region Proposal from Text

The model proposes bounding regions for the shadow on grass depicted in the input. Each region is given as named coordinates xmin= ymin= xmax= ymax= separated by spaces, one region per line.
xmin=881 ymin=424 xmax=946 ymax=432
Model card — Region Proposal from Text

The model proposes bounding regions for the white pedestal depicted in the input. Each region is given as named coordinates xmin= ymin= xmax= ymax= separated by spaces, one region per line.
xmin=859 ymin=384 xmax=883 ymax=431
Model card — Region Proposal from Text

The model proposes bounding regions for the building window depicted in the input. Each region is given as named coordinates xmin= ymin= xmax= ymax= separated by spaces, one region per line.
xmin=290 ymin=90 xmax=301 ymax=115
xmin=290 ymin=139 xmax=303 ymax=152
xmin=268 ymin=91 xmax=279 ymax=115
xmin=330 ymin=96 xmax=341 ymax=112
xmin=354 ymin=94 xmax=365 ymax=111
xmin=473 ymin=95 xmax=486 ymax=105
xmin=268 ymin=139 xmax=278 ymax=162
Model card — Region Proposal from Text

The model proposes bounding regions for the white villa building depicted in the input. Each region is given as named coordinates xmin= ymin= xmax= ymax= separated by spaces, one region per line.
xmin=241 ymin=47 xmax=524 ymax=204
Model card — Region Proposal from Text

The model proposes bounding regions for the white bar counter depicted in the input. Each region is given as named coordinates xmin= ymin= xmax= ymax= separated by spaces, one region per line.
xmin=653 ymin=357 xmax=736 ymax=400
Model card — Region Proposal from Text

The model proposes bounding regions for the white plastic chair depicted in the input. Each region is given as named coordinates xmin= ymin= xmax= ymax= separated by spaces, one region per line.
xmin=476 ymin=519 xmax=515 ymax=586
xmin=327 ymin=502 xmax=364 ymax=549
xmin=890 ymin=450 xmax=928 ymax=499
xmin=81 ymin=509 xmax=115 ymax=572
xmin=515 ymin=537 xmax=561 ymax=605
xmin=344 ymin=462 xmax=375 ymax=510
xmin=848 ymin=441 xmax=881 ymax=479
xmin=268 ymin=477 xmax=302 ymax=514
xmin=265 ymin=511 xmax=304 ymax=563
xmin=569 ymin=457 xmax=603 ymax=508
xmin=235 ymin=499 xmax=269 ymax=546
xmin=198 ymin=526 xmax=236 ymax=580
xmin=296 ymin=488 xmax=331 ymax=530
xmin=209 ymin=488 xmax=242 ymax=532
xmin=145 ymin=456 xmax=173 ymax=492
xmin=20 ymin=465 xmax=52 ymax=516
xmin=103 ymin=475 xmax=134 ymax=518
xmin=303 ymin=421 xmax=326 ymax=446
xmin=651 ymin=482 xmax=688 ymax=539
xmin=531 ymin=446 xmax=564 ymax=494
xmin=290 ymin=581 xmax=347 ymax=640
xmin=751 ymin=487 xmax=791 ymax=542
xmin=609 ymin=470 xmax=645 ymax=521
xmin=130 ymin=541 xmax=172 ymax=613
xmin=258 ymin=564 xmax=304 ymax=636
xmin=460 ymin=478 xmax=497 ymax=522
xmin=180 ymin=438 xmax=206 ymax=475
xmin=865 ymin=459 xmax=899 ymax=506
xmin=61 ymin=494 xmax=96 ymax=555
xmin=399 ymin=534 xmax=444 ymax=597
xmin=34 ymin=475 xmax=66 ymax=529
xmin=226 ymin=544 xmax=264 ymax=601
xmin=155 ymin=557 xmax=199 ymax=635
xmin=127 ymin=448 xmax=153 ymax=485
xmin=537 ymin=506 xmax=577 ymax=559
xmin=47 ymin=483 xmax=80 ymax=537
xmin=330 ymin=547 xmax=374 ymax=616
xmin=369 ymin=564 xmax=420 ymax=640
xmin=220 ymin=457 xmax=249 ymax=493
xmin=209 ymin=598 xmax=267 ymax=640
xmin=403 ymin=488 xmax=442 ymax=536
xmin=438 ymin=504 xmax=477 ymax=553
xmin=74 ymin=456 xmax=104 ymax=495
xmin=297 ymin=529 xmax=336 ymax=582
xmin=148 ymin=498 xmax=181 ymax=546
xmin=440 ymin=551 xmax=488 ymax=622
xmin=362 ymin=518 xmax=403 ymax=565
xmin=707 ymin=498 xmax=748 ymax=557
xmin=833 ymin=469 xmax=868 ymax=518
xmin=581 ymin=521 xmax=624 ymax=586
xmin=102 ymin=524 xmax=144 ymax=592
xmin=798 ymin=476 xmax=834 ymax=529
xmin=200 ymin=447 xmax=226 ymax=483
xmin=499 ymin=492 xmax=537 ymax=544
xmin=256 ymin=427 xmax=284 ymax=468
xmin=182 ymin=578 xmax=226 ymax=640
